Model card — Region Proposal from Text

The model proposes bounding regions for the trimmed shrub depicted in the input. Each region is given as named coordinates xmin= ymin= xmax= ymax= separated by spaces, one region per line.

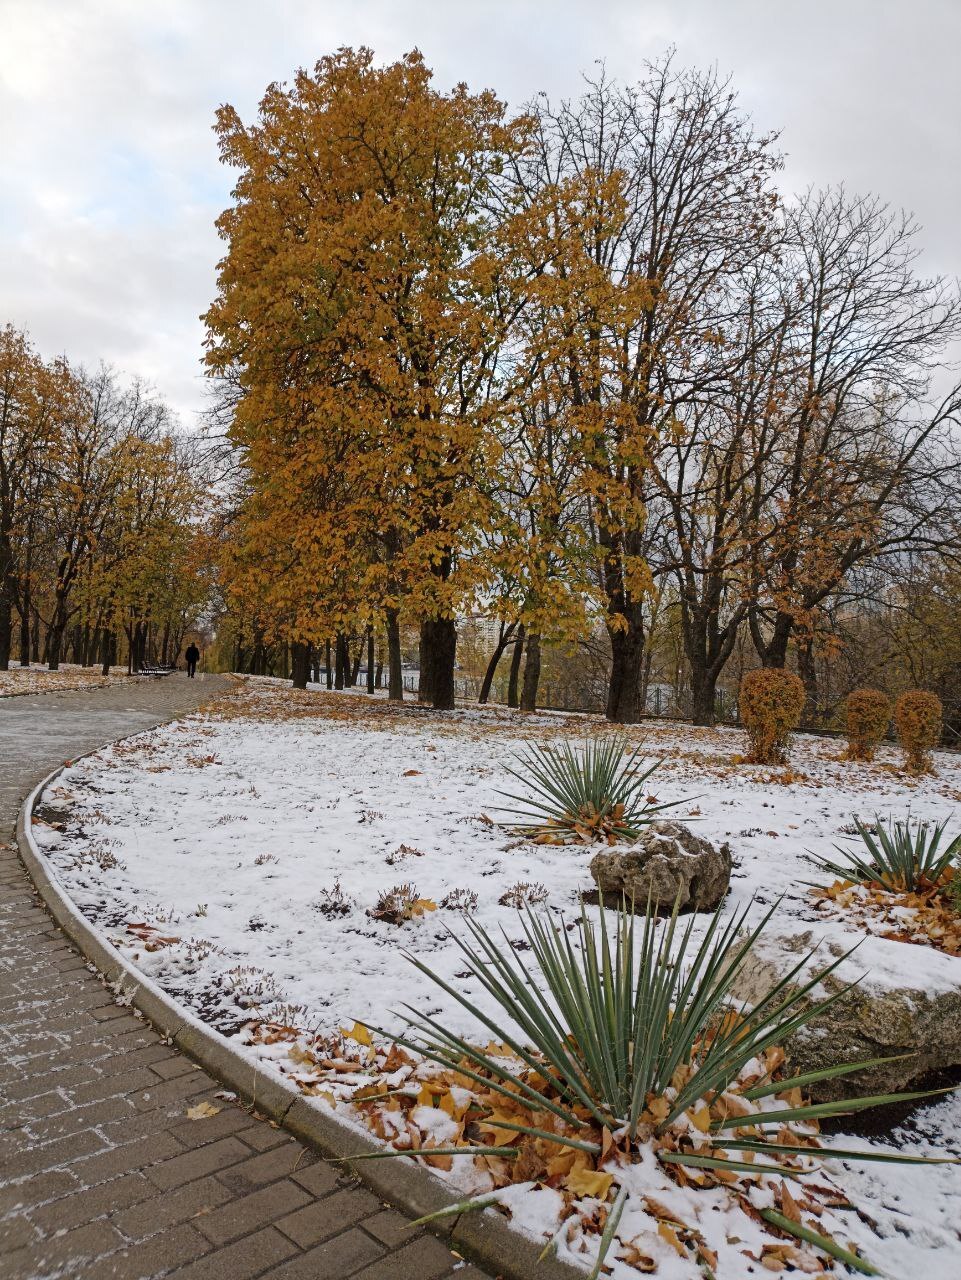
xmin=844 ymin=687 xmax=892 ymax=761
xmin=739 ymin=668 xmax=806 ymax=764
xmin=894 ymin=689 xmax=942 ymax=773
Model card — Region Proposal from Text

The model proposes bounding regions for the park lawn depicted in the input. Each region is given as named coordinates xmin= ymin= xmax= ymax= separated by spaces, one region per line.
xmin=33 ymin=677 xmax=961 ymax=1278
xmin=0 ymin=662 xmax=127 ymax=697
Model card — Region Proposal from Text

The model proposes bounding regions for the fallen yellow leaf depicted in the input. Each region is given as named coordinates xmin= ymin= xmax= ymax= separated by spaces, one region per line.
xmin=657 ymin=1221 xmax=687 ymax=1257
xmin=689 ymin=1104 xmax=711 ymax=1133
xmin=565 ymin=1167 xmax=614 ymax=1200
xmin=186 ymin=1101 xmax=221 ymax=1120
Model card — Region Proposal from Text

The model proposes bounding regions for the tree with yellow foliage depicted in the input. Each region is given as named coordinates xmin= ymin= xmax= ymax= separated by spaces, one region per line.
xmin=509 ymin=61 xmax=782 ymax=722
xmin=205 ymin=48 xmax=530 ymax=708
xmin=0 ymin=326 xmax=68 ymax=669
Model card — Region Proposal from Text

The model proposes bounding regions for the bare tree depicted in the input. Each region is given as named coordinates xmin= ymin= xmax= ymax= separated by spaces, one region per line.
xmin=746 ymin=188 xmax=961 ymax=674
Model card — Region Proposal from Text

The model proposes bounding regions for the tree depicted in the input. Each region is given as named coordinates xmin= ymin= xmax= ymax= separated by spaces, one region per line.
xmin=205 ymin=47 xmax=529 ymax=708
xmin=646 ymin=258 xmax=798 ymax=724
xmin=0 ymin=326 xmax=64 ymax=669
xmin=747 ymin=189 xmax=961 ymax=673
xmin=513 ymin=58 xmax=781 ymax=721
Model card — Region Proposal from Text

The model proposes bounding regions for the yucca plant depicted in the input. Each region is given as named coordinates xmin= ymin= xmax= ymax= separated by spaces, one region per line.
xmin=809 ymin=814 xmax=961 ymax=892
xmin=497 ymin=736 xmax=681 ymax=843
xmin=362 ymin=899 xmax=955 ymax=1277
xmin=386 ymin=899 xmax=899 ymax=1140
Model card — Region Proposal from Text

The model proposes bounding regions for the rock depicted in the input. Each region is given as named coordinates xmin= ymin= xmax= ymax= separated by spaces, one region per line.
xmin=588 ymin=821 xmax=731 ymax=914
xmin=730 ymin=930 xmax=961 ymax=1099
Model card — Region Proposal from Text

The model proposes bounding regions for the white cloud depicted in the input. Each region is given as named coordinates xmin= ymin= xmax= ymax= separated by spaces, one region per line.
xmin=1 ymin=0 xmax=958 ymax=423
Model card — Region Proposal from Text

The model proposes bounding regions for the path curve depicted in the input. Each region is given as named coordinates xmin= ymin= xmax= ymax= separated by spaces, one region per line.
xmin=1 ymin=675 xmax=487 ymax=1280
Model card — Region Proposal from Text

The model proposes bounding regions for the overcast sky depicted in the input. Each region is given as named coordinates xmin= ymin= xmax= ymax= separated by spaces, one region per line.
xmin=2 ymin=0 xmax=958 ymax=424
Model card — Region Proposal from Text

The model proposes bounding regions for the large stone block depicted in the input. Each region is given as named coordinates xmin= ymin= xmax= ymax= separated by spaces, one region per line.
xmin=589 ymin=820 xmax=731 ymax=914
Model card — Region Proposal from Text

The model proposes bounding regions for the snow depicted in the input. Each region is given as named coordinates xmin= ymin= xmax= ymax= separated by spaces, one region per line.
xmin=31 ymin=678 xmax=961 ymax=1276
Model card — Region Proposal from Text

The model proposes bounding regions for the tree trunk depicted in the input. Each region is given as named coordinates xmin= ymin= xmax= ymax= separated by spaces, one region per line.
xmin=478 ymin=622 xmax=516 ymax=704
xmin=334 ymin=633 xmax=348 ymax=690
xmin=606 ymin=616 xmax=646 ymax=723
xmin=796 ymin=634 xmax=818 ymax=722
xmin=418 ymin=617 xmax=457 ymax=710
xmin=366 ymin=626 xmax=375 ymax=694
xmin=507 ymin=623 xmax=525 ymax=709
xmin=385 ymin=609 xmax=403 ymax=702
xmin=47 ymin=622 xmax=65 ymax=671
xmin=19 ymin=578 xmax=31 ymax=666
xmin=0 ymin=589 xmax=11 ymax=671
xmin=325 ymin=637 xmax=332 ymax=688
xmin=290 ymin=641 xmax=310 ymax=689
xmin=349 ymin=638 xmax=361 ymax=687
xmin=690 ymin=656 xmax=719 ymax=727
xmin=751 ymin=607 xmax=793 ymax=668
xmin=101 ymin=629 xmax=116 ymax=677
xmin=520 ymin=630 xmax=541 ymax=712
xmin=127 ymin=621 xmax=147 ymax=674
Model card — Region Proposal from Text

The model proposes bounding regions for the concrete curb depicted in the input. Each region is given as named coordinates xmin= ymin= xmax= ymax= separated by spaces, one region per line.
xmin=17 ymin=758 xmax=585 ymax=1280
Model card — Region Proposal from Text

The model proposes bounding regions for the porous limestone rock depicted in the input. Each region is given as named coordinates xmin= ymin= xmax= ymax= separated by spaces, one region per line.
xmin=589 ymin=821 xmax=731 ymax=914
xmin=730 ymin=930 xmax=961 ymax=1099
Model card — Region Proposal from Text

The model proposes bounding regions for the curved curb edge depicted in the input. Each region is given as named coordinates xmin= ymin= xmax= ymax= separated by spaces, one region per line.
xmin=17 ymin=762 xmax=585 ymax=1280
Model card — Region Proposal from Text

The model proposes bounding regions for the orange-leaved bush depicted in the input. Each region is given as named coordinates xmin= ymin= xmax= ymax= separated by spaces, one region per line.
xmin=844 ymin=688 xmax=891 ymax=761
xmin=894 ymin=689 xmax=942 ymax=773
xmin=739 ymin=668 xmax=806 ymax=764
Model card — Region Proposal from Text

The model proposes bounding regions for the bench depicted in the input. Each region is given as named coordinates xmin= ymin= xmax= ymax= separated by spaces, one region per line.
xmin=137 ymin=664 xmax=176 ymax=678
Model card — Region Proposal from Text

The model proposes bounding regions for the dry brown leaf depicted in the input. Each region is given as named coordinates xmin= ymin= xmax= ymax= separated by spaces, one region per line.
xmin=620 ymin=1240 xmax=658 ymax=1271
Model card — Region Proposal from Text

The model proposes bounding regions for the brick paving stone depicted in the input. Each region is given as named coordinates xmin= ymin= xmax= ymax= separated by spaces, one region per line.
xmin=97 ymin=1223 xmax=213 ymax=1279
xmin=275 ymin=1184 xmax=382 ymax=1248
xmin=289 ymin=1158 xmax=340 ymax=1198
xmin=0 ymin=1126 xmax=107 ymax=1179
xmin=260 ymin=1226 xmax=386 ymax=1279
xmin=171 ymin=1225 xmax=300 ymax=1279
xmin=350 ymin=1235 xmax=465 ymax=1280
xmin=166 ymin=1103 xmax=261 ymax=1148
xmin=0 ymin=1168 xmax=79 ymax=1214
xmin=195 ymin=1177 xmax=313 ymax=1245
xmin=237 ymin=1116 xmax=291 ymax=1152
xmin=0 ymin=676 xmax=492 ymax=1280
xmin=149 ymin=1051 xmax=203 ymax=1080
xmin=146 ymin=1135 xmax=252 ymax=1190
xmin=112 ymin=1173 xmax=235 ymax=1240
xmin=363 ymin=1206 xmax=427 ymax=1248
xmin=17 ymin=1094 xmax=136 ymax=1144
xmin=2 ymin=1218 xmax=125 ymax=1280
xmin=0 ymin=1212 xmax=39 ymax=1252
xmin=215 ymin=1140 xmax=311 ymax=1192
xmin=28 ymin=1169 xmax=155 ymax=1234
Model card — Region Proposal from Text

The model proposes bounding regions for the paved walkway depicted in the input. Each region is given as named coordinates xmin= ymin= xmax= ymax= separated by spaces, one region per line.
xmin=0 ymin=676 xmax=483 ymax=1280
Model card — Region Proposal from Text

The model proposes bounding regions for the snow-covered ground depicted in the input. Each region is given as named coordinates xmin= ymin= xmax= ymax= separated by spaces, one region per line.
xmin=0 ymin=662 xmax=126 ymax=697
xmin=32 ymin=679 xmax=961 ymax=1277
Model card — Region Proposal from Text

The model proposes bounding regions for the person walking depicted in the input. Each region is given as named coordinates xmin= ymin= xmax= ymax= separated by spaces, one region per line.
xmin=185 ymin=642 xmax=200 ymax=679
